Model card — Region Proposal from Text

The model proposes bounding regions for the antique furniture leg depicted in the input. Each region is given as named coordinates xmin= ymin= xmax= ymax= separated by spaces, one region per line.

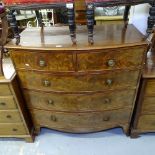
xmin=67 ymin=3 xmax=76 ymax=44
xmin=147 ymin=2 xmax=155 ymax=33
xmin=35 ymin=10 xmax=43 ymax=28
xmin=123 ymin=5 xmax=131 ymax=28
xmin=7 ymin=10 xmax=20 ymax=45
xmin=86 ymin=3 xmax=94 ymax=45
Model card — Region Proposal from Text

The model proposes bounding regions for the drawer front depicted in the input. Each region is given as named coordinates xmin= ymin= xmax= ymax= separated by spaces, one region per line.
xmin=0 ymin=110 xmax=22 ymax=123
xmin=141 ymin=97 xmax=155 ymax=113
xmin=31 ymin=109 xmax=130 ymax=133
xmin=0 ymin=96 xmax=17 ymax=110
xmin=0 ymin=84 xmax=12 ymax=95
xmin=137 ymin=114 xmax=155 ymax=131
xmin=78 ymin=48 xmax=144 ymax=71
xmin=24 ymin=90 xmax=135 ymax=111
xmin=0 ymin=123 xmax=27 ymax=135
xmin=145 ymin=80 xmax=155 ymax=96
xmin=10 ymin=50 xmax=74 ymax=72
xmin=18 ymin=70 xmax=139 ymax=92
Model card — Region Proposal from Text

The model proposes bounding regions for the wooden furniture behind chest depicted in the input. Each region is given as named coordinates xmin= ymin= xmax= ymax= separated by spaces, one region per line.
xmin=0 ymin=58 xmax=34 ymax=142
xmin=5 ymin=22 xmax=147 ymax=135
xmin=131 ymin=51 xmax=155 ymax=137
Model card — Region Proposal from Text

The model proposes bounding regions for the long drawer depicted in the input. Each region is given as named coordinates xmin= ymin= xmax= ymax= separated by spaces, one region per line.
xmin=0 ymin=123 xmax=27 ymax=135
xmin=10 ymin=50 xmax=75 ymax=72
xmin=137 ymin=114 xmax=155 ymax=131
xmin=30 ymin=109 xmax=130 ymax=133
xmin=77 ymin=47 xmax=144 ymax=71
xmin=0 ymin=110 xmax=22 ymax=123
xmin=24 ymin=90 xmax=135 ymax=111
xmin=18 ymin=70 xmax=139 ymax=92
xmin=0 ymin=96 xmax=17 ymax=110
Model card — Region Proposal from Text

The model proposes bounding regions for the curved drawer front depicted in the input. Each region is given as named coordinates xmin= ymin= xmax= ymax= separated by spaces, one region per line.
xmin=31 ymin=109 xmax=130 ymax=133
xmin=78 ymin=47 xmax=144 ymax=71
xmin=10 ymin=50 xmax=74 ymax=72
xmin=0 ymin=96 xmax=17 ymax=110
xmin=0 ymin=123 xmax=27 ymax=135
xmin=0 ymin=110 xmax=22 ymax=123
xmin=18 ymin=70 xmax=139 ymax=92
xmin=24 ymin=90 xmax=135 ymax=111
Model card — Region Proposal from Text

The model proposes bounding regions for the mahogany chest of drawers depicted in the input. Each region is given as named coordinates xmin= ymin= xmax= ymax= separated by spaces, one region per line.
xmin=5 ymin=23 xmax=147 ymax=135
xmin=0 ymin=58 xmax=34 ymax=142
xmin=131 ymin=51 xmax=155 ymax=137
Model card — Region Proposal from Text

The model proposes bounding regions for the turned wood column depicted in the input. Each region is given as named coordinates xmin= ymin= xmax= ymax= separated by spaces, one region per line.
xmin=123 ymin=5 xmax=131 ymax=28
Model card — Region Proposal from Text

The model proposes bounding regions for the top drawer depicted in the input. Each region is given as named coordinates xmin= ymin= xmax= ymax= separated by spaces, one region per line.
xmin=10 ymin=50 xmax=75 ymax=72
xmin=77 ymin=47 xmax=144 ymax=71
xmin=0 ymin=84 xmax=12 ymax=96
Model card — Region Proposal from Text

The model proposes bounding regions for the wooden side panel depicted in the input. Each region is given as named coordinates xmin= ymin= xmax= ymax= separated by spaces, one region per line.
xmin=17 ymin=70 xmax=139 ymax=92
xmin=24 ymin=89 xmax=135 ymax=111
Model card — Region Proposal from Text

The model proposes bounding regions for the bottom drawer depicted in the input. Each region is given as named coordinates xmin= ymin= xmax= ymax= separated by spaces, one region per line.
xmin=0 ymin=123 xmax=27 ymax=135
xmin=31 ymin=109 xmax=131 ymax=133
xmin=137 ymin=114 xmax=155 ymax=131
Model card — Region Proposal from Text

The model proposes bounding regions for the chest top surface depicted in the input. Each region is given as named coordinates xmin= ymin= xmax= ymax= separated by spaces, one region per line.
xmin=5 ymin=23 xmax=147 ymax=51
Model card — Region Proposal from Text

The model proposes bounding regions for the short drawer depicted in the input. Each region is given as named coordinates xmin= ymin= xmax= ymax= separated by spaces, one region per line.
xmin=0 ymin=123 xmax=27 ymax=135
xmin=0 ymin=84 xmax=12 ymax=95
xmin=77 ymin=47 xmax=144 ymax=71
xmin=0 ymin=110 xmax=22 ymax=123
xmin=18 ymin=70 xmax=139 ymax=92
xmin=145 ymin=79 xmax=155 ymax=96
xmin=31 ymin=109 xmax=130 ymax=133
xmin=24 ymin=90 xmax=135 ymax=111
xmin=0 ymin=96 xmax=17 ymax=110
xmin=137 ymin=114 xmax=155 ymax=131
xmin=10 ymin=50 xmax=74 ymax=72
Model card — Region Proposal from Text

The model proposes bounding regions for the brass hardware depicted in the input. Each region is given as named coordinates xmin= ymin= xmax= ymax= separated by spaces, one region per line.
xmin=47 ymin=99 xmax=54 ymax=105
xmin=12 ymin=128 xmax=17 ymax=132
xmin=39 ymin=60 xmax=46 ymax=67
xmin=6 ymin=115 xmax=12 ymax=119
xmin=43 ymin=80 xmax=51 ymax=87
xmin=0 ymin=102 xmax=6 ymax=106
xmin=106 ymin=79 xmax=113 ymax=86
xmin=104 ymin=98 xmax=111 ymax=104
xmin=51 ymin=115 xmax=57 ymax=122
xmin=103 ymin=116 xmax=110 ymax=121
xmin=107 ymin=59 xmax=115 ymax=67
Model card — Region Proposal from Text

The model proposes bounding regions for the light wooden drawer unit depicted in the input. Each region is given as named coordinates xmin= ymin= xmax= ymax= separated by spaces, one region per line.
xmin=6 ymin=24 xmax=147 ymax=135
xmin=131 ymin=51 xmax=155 ymax=137
xmin=0 ymin=62 xmax=34 ymax=142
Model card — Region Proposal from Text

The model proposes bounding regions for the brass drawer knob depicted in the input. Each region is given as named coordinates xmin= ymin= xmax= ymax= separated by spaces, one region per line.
xmin=51 ymin=115 xmax=57 ymax=122
xmin=39 ymin=60 xmax=46 ymax=67
xmin=12 ymin=128 xmax=18 ymax=132
xmin=0 ymin=102 xmax=6 ymax=106
xmin=104 ymin=98 xmax=111 ymax=104
xmin=43 ymin=80 xmax=51 ymax=87
xmin=106 ymin=79 xmax=113 ymax=86
xmin=47 ymin=99 xmax=54 ymax=105
xmin=107 ymin=59 xmax=115 ymax=67
xmin=103 ymin=116 xmax=110 ymax=121
xmin=6 ymin=115 xmax=12 ymax=119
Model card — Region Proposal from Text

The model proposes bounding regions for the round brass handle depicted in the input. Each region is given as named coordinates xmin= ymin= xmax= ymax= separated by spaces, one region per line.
xmin=104 ymin=98 xmax=111 ymax=104
xmin=12 ymin=128 xmax=18 ymax=132
xmin=47 ymin=99 xmax=54 ymax=105
xmin=0 ymin=102 xmax=6 ymax=106
xmin=6 ymin=115 xmax=12 ymax=119
xmin=103 ymin=116 xmax=110 ymax=121
xmin=107 ymin=59 xmax=115 ymax=67
xmin=39 ymin=60 xmax=46 ymax=67
xmin=106 ymin=79 xmax=113 ymax=86
xmin=51 ymin=115 xmax=57 ymax=122
xmin=43 ymin=80 xmax=51 ymax=87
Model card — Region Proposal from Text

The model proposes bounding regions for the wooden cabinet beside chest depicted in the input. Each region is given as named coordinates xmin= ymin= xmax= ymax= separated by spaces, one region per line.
xmin=6 ymin=23 xmax=147 ymax=135
xmin=0 ymin=59 xmax=34 ymax=142
xmin=131 ymin=51 xmax=155 ymax=137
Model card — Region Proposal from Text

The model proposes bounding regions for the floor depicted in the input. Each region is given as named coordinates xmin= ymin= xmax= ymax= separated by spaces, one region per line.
xmin=0 ymin=128 xmax=155 ymax=155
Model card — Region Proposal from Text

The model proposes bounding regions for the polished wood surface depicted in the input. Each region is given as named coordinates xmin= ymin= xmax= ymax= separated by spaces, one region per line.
xmin=6 ymin=23 xmax=147 ymax=135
